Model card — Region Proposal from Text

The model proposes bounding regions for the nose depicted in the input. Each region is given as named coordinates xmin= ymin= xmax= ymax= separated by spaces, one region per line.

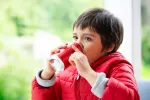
xmin=74 ymin=39 xmax=84 ymax=50
xmin=76 ymin=38 xmax=82 ymax=44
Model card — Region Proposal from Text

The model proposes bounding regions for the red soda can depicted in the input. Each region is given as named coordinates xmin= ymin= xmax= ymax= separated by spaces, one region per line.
xmin=49 ymin=42 xmax=83 ymax=71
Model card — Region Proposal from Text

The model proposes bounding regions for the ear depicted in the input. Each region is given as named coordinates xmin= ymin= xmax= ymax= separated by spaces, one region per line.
xmin=106 ymin=44 xmax=115 ymax=53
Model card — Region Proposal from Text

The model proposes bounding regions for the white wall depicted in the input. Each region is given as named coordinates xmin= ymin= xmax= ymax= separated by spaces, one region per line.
xmin=104 ymin=0 xmax=141 ymax=79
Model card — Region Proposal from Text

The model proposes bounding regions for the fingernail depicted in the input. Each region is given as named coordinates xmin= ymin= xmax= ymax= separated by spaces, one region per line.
xmin=65 ymin=43 xmax=68 ymax=45
xmin=56 ymin=51 xmax=60 ymax=53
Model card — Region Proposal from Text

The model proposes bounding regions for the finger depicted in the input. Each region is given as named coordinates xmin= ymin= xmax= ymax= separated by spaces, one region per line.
xmin=49 ymin=59 xmax=54 ymax=63
xmin=50 ymin=43 xmax=68 ymax=55
xmin=58 ymin=45 xmax=66 ymax=49
xmin=69 ymin=61 xmax=76 ymax=67
xmin=50 ymin=49 xmax=56 ymax=55
xmin=72 ymin=45 xmax=81 ymax=52
xmin=69 ymin=52 xmax=81 ymax=65
xmin=54 ymin=49 xmax=60 ymax=53
xmin=69 ymin=54 xmax=76 ymax=66
xmin=46 ymin=60 xmax=56 ymax=71
xmin=58 ymin=43 xmax=68 ymax=49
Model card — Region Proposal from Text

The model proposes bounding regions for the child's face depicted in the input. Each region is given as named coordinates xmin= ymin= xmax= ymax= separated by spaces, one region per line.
xmin=73 ymin=27 xmax=107 ymax=64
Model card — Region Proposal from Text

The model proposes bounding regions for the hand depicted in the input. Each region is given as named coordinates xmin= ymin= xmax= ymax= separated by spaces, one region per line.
xmin=69 ymin=45 xmax=97 ymax=82
xmin=50 ymin=43 xmax=68 ymax=55
xmin=41 ymin=43 xmax=68 ymax=80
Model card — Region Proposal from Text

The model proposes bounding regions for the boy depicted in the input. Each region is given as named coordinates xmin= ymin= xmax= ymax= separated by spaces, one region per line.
xmin=32 ymin=8 xmax=140 ymax=100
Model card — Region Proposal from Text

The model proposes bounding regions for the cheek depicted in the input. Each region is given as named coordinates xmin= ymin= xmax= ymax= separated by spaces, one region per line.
xmin=83 ymin=43 xmax=103 ymax=58
xmin=83 ymin=44 xmax=100 ymax=56
xmin=82 ymin=44 xmax=92 ymax=54
xmin=83 ymin=47 xmax=102 ymax=64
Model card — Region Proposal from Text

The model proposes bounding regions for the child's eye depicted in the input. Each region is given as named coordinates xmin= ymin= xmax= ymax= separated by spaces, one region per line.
xmin=73 ymin=36 xmax=78 ymax=40
xmin=84 ymin=37 xmax=92 ymax=41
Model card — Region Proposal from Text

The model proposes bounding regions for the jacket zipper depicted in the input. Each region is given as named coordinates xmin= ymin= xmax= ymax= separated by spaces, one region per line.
xmin=76 ymin=74 xmax=80 ymax=80
xmin=75 ymin=73 xmax=81 ymax=100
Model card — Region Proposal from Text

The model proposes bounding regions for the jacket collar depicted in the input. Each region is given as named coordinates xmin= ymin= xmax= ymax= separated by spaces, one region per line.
xmin=90 ymin=52 xmax=131 ymax=70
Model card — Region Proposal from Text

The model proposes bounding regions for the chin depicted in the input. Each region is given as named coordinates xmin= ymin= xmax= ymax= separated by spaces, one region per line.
xmin=88 ymin=58 xmax=96 ymax=65
xmin=90 ymin=56 xmax=102 ymax=64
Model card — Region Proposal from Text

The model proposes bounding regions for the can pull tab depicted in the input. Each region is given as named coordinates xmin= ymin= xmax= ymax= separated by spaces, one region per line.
xmin=76 ymin=74 xmax=80 ymax=80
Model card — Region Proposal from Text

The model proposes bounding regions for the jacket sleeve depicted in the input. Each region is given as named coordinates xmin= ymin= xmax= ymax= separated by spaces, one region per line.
xmin=102 ymin=64 xmax=140 ymax=100
xmin=32 ymin=73 xmax=62 ymax=100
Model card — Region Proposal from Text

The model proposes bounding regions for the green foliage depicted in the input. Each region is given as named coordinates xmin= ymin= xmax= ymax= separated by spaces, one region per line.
xmin=0 ymin=1 xmax=104 ymax=99
xmin=142 ymin=26 xmax=150 ymax=67
xmin=0 ymin=1 xmax=149 ymax=99
xmin=0 ymin=65 xmax=28 ymax=100
xmin=0 ymin=0 xmax=103 ymax=41
xmin=0 ymin=36 xmax=42 ymax=100
xmin=142 ymin=62 xmax=150 ymax=80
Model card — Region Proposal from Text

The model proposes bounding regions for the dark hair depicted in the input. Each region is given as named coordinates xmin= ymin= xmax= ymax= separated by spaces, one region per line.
xmin=73 ymin=8 xmax=124 ymax=53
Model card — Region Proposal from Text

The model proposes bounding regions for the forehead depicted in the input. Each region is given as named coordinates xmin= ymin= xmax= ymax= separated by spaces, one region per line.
xmin=73 ymin=26 xmax=99 ymax=36
xmin=73 ymin=27 xmax=94 ymax=33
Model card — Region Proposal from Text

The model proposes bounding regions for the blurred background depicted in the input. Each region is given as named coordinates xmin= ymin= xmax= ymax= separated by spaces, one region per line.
xmin=0 ymin=0 xmax=149 ymax=100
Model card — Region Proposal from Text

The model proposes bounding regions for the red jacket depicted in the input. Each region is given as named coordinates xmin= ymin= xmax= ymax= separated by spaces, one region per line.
xmin=32 ymin=52 xmax=140 ymax=100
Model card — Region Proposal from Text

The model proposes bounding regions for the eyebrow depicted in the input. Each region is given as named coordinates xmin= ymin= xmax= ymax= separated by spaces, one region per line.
xmin=73 ymin=33 xmax=95 ymax=37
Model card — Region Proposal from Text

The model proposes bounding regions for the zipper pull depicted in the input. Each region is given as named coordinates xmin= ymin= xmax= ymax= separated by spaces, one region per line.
xmin=76 ymin=74 xmax=80 ymax=80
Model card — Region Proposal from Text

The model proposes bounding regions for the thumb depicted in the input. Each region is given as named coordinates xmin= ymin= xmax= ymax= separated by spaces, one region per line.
xmin=68 ymin=55 xmax=76 ymax=67
xmin=69 ymin=61 xmax=76 ymax=67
